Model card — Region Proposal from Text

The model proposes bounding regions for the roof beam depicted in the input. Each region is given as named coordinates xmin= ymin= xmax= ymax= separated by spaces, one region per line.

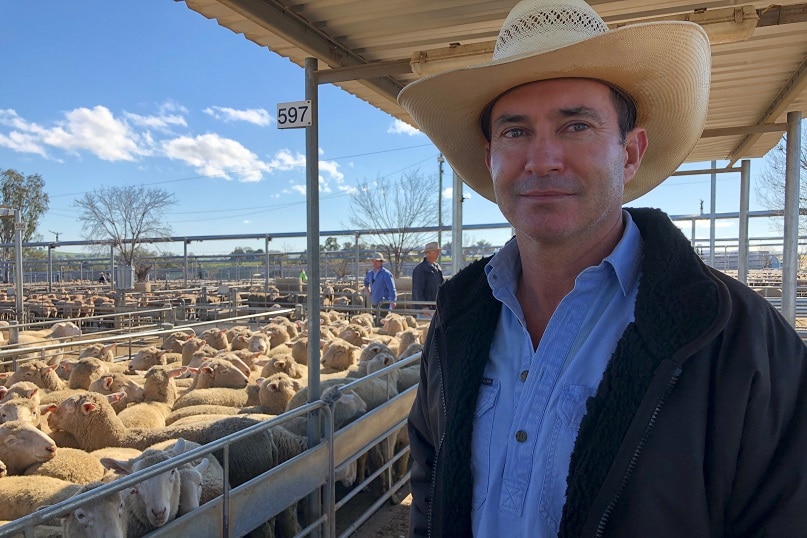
xmin=701 ymin=123 xmax=787 ymax=138
xmin=728 ymin=54 xmax=807 ymax=163
xmin=216 ymin=0 xmax=404 ymax=96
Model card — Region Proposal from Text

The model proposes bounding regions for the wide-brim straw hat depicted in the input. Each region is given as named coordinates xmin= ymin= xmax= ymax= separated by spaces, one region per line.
xmin=423 ymin=241 xmax=440 ymax=253
xmin=398 ymin=0 xmax=711 ymax=204
xmin=370 ymin=253 xmax=386 ymax=261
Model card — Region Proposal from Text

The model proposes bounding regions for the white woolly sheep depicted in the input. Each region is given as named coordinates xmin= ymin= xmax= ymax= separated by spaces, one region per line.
xmin=0 ymin=396 xmax=42 ymax=427
xmin=78 ymin=343 xmax=118 ymax=363
xmin=291 ymin=336 xmax=323 ymax=366
xmin=187 ymin=357 xmax=249 ymax=390
xmin=4 ymin=360 xmax=66 ymax=391
xmin=396 ymin=328 xmax=421 ymax=357
xmin=320 ymin=338 xmax=362 ymax=372
xmin=259 ymin=355 xmax=306 ymax=380
xmin=287 ymin=375 xmax=397 ymax=414
xmin=0 ymin=475 xmax=83 ymax=521
xmin=359 ymin=341 xmax=396 ymax=364
xmin=164 ymin=404 xmax=242 ymax=425
xmin=257 ymin=373 xmax=303 ymax=415
xmin=337 ymin=324 xmax=371 ymax=347
xmin=46 ymin=392 xmax=278 ymax=487
xmin=147 ymin=438 xmax=224 ymax=508
xmin=180 ymin=337 xmax=217 ymax=366
xmin=260 ymin=323 xmax=291 ymax=348
xmin=0 ymin=381 xmax=41 ymax=405
xmin=0 ymin=420 xmax=57 ymax=475
xmin=379 ymin=313 xmax=406 ymax=336
xmin=88 ymin=373 xmax=146 ymax=412
xmin=172 ymin=387 xmax=253 ymax=410
xmin=128 ymin=347 xmax=181 ymax=373
xmin=59 ymin=480 xmax=127 ymax=538
xmin=162 ymin=331 xmax=194 ymax=353
xmin=101 ymin=444 xmax=184 ymax=536
xmin=24 ymin=446 xmax=107 ymax=484
xmin=67 ymin=357 xmax=110 ymax=390
xmin=117 ymin=400 xmax=173 ymax=429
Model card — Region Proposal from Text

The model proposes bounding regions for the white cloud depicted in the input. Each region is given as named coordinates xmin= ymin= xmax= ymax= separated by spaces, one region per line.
xmin=124 ymin=111 xmax=187 ymax=130
xmin=0 ymin=106 xmax=147 ymax=161
xmin=387 ymin=119 xmax=421 ymax=136
xmin=203 ymin=106 xmax=272 ymax=126
xmin=290 ymin=185 xmax=306 ymax=195
xmin=162 ymin=133 xmax=271 ymax=182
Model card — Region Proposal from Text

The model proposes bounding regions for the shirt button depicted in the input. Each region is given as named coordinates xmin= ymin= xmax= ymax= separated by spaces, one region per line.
xmin=515 ymin=430 xmax=528 ymax=442
xmin=519 ymin=370 xmax=528 ymax=382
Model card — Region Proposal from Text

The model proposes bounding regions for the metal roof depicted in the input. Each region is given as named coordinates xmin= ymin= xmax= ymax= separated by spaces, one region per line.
xmin=180 ymin=0 xmax=807 ymax=165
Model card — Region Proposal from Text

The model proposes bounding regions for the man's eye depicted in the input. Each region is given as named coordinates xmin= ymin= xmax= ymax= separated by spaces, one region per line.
xmin=568 ymin=123 xmax=589 ymax=132
xmin=502 ymin=128 xmax=525 ymax=138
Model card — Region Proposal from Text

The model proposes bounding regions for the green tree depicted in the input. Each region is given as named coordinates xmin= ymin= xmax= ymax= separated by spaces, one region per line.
xmin=74 ymin=185 xmax=177 ymax=282
xmin=323 ymin=237 xmax=340 ymax=251
xmin=0 ymin=168 xmax=50 ymax=248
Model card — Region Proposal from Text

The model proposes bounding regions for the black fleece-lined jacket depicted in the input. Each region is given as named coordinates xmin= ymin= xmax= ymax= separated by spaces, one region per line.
xmin=408 ymin=207 xmax=807 ymax=537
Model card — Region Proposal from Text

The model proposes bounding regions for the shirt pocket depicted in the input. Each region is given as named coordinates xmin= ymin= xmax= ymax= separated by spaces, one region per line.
xmin=539 ymin=384 xmax=596 ymax=531
xmin=471 ymin=378 xmax=500 ymax=510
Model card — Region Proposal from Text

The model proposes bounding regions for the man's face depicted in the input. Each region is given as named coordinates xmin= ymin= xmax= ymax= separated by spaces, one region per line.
xmin=425 ymin=249 xmax=440 ymax=263
xmin=372 ymin=259 xmax=383 ymax=271
xmin=485 ymin=78 xmax=646 ymax=247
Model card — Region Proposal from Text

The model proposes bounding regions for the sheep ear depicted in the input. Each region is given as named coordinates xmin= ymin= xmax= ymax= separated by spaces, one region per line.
xmin=104 ymin=343 xmax=118 ymax=352
xmin=195 ymin=458 xmax=210 ymax=474
xmin=100 ymin=457 xmax=135 ymax=475
xmin=103 ymin=376 xmax=115 ymax=391
xmin=81 ymin=402 xmax=98 ymax=415
xmin=292 ymin=380 xmax=303 ymax=392
xmin=106 ymin=392 xmax=125 ymax=404
xmin=256 ymin=377 xmax=266 ymax=386
xmin=0 ymin=386 xmax=6 ymax=397
xmin=168 ymin=366 xmax=187 ymax=378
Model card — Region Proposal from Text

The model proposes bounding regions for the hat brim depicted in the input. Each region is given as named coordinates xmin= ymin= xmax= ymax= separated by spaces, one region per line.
xmin=398 ymin=22 xmax=711 ymax=203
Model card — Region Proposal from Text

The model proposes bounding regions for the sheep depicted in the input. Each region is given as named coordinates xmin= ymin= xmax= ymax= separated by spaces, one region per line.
xmin=396 ymin=328 xmax=421 ymax=357
xmin=291 ymin=336 xmax=323 ymax=366
xmin=3 ymin=360 xmax=66 ymax=392
xmin=200 ymin=328 xmax=230 ymax=351
xmin=257 ymin=373 xmax=303 ymax=415
xmin=225 ymin=325 xmax=252 ymax=345
xmin=0 ymin=381 xmax=41 ymax=404
xmin=59 ymin=480 xmax=127 ymax=538
xmin=172 ymin=387 xmax=253 ymax=410
xmin=358 ymin=341 xmax=396 ymax=364
xmin=161 ymin=331 xmax=194 ymax=353
xmin=260 ymin=322 xmax=291 ymax=348
xmin=7 ymin=322 xmax=83 ymax=365
xmin=399 ymin=341 xmax=424 ymax=361
xmin=117 ymin=399 xmax=173 ymax=429
xmin=142 ymin=365 xmax=186 ymax=406
xmin=164 ymin=404 xmax=242 ymax=426
xmin=0 ymin=458 xmax=6 ymax=478
xmin=0 ymin=396 xmax=42 ymax=427
xmin=24 ymin=447 xmax=107 ymax=484
xmin=77 ymin=343 xmax=118 ymax=363
xmin=147 ymin=438 xmax=224 ymax=508
xmin=379 ymin=313 xmax=406 ymax=336
xmin=337 ymin=323 xmax=370 ymax=347
xmin=180 ymin=337 xmax=216 ymax=366
xmin=100 ymin=445 xmax=184 ymax=536
xmin=187 ymin=357 xmax=249 ymax=390
xmin=88 ymin=373 xmax=146 ymax=412
xmin=246 ymin=332 xmax=270 ymax=355
xmin=0 ymin=420 xmax=57 ymax=475
xmin=217 ymin=348 xmax=261 ymax=371
xmin=286 ymin=375 xmax=397 ymax=414
xmin=259 ymin=355 xmax=306 ymax=380
xmin=350 ymin=312 xmax=375 ymax=329
xmin=320 ymin=338 xmax=361 ymax=372
xmin=46 ymin=392 xmax=278 ymax=487
xmin=67 ymin=357 xmax=110 ymax=390
xmin=128 ymin=347 xmax=181 ymax=373
xmin=0 ymin=475 xmax=83 ymax=521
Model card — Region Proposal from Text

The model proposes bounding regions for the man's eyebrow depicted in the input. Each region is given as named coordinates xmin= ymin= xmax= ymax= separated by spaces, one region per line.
xmin=557 ymin=106 xmax=604 ymax=122
xmin=490 ymin=113 xmax=529 ymax=130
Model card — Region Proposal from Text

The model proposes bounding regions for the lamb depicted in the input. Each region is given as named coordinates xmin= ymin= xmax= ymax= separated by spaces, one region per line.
xmin=147 ymin=438 xmax=224 ymax=508
xmin=350 ymin=312 xmax=375 ymax=329
xmin=46 ymin=392 xmax=278 ymax=487
xmin=172 ymin=387 xmax=254 ymax=410
xmin=291 ymin=336 xmax=323 ymax=366
xmin=128 ymin=347 xmax=181 ymax=373
xmin=77 ymin=343 xmax=118 ymax=363
xmin=396 ymin=328 xmax=421 ymax=357
xmin=88 ymin=373 xmax=146 ymax=412
xmin=336 ymin=323 xmax=371 ymax=347
xmin=260 ymin=322 xmax=291 ymax=348
xmin=0 ymin=475 xmax=83 ymax=521
xmin=200 ymin=328 xmax=230 ymax=351
xmin=0 ymin=381 xmax=41 ymax=404
xmin=257 ymin=373 xmax=303 ymax=415
xmin=180 ymin=337 xmax=217 ymax=366
xmin=0 ymin=420 xmax=57 ymax=475
xmin=358 ymin=341 xmax=396 ymax=364
xmin=59 ymin=480 xmax=127 ymax=538
xmin=259 ymin=355 xmax=306 ymax=380
xmin=100 ymin=444 xmax=184 ymax=536
xmin=187 ymin=357 xmax=249 ymax=390
xmin=246 ymin=332 xmax=270 ymax=355
xmin=379 ymin=313 xmax=406 ymax=336
xmin=161 ymin=331 xmax=194 ymax=353
xmin=3 ymin=360 xmax=66 ymax=391
xmin=320 ymin=338 xmax=362 ymax=372
xmin=24 ymin=446 xmax=107 ymax=484
xmin=142 ymin=365 xmax=186 ymax=406
xmin=67 ymin=357 xmax=110 ymax=390
xmin=0 ymin=396 xmax=43 ymax=427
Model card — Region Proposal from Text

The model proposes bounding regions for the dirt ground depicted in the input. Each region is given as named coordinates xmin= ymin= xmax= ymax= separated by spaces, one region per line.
xmin=350 ymin=492 xmax=411 ymax=538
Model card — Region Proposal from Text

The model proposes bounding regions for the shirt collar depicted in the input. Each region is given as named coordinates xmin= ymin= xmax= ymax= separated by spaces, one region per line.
xmin=485 ymin=210 xmax=642 ymax=297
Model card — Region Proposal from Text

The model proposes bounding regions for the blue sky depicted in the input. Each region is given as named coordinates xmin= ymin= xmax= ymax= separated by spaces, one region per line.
xmin=0 ymin=1 xmax=786 ymax=257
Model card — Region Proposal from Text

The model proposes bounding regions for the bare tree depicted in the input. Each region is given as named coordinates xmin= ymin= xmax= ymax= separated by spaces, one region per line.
xmin=756 ymin=128 xmax=807 ymax=233
xmin=350 ymin=170 xmax=439 ymax=277
xmin=74 ymin=185 xmax=177 ymax=281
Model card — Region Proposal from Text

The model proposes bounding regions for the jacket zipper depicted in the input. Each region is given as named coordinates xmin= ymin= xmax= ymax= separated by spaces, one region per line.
xmin=427 ymin=342 xmax=448 ymax=538
xmin=595 ymin=366 xmax=682 ymax=537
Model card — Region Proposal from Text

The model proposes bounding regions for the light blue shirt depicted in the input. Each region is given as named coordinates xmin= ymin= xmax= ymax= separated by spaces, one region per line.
xmin=363 ymin=266 xmax=397 ymax=306
xmin=472 ymin=210 xmax=643 ymax=537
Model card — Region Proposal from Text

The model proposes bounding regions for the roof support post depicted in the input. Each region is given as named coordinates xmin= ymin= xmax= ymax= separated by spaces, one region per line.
xmin=709 ymin=161 xmax=717 ymax=267
xmin=737 ymin=160 xmax=751 ymax=284
xmin=782 ymin=111 xmax=803 ymax=325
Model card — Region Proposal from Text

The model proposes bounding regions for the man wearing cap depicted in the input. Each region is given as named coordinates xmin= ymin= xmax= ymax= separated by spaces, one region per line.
xmin=400 ymin=0 xmax=807 ymax=536
xmin=362 ymin=253 xmax=397 ymax=311
xmin=411 ymin=241 xmax=444 ymax=309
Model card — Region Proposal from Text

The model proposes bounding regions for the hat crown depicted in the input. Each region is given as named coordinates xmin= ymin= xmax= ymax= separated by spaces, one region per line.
xmin=494 ymin=0 xmax=609 ymax=61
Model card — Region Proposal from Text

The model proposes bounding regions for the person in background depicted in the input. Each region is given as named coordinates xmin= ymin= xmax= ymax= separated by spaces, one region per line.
xmin=363 ymin=253 xmax=397 ymax=311
xmin=298 ymin=267 xmax=308 ymax=293
xmin=98 ymin=272 xmax=107 ymax=284
xmin=411 ymin=241 xmax=443 ymax=313
xmin=398 ymin=0 xmax=807 ymax=536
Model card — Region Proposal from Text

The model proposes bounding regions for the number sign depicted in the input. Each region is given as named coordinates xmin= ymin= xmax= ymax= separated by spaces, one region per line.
xmin=277 ymin=100 xmax=312 ymax=129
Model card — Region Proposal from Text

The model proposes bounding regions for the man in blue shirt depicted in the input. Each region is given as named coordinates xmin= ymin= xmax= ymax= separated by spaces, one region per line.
xmin=363 ymin=253 xmax=397 ymax=311
xmin=399 ymin=0 xmax=807 ymax=536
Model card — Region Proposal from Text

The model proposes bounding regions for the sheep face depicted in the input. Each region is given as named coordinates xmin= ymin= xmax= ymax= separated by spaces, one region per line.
xmin=0 ymin=420 xmax=57 ymax=473
xmin=0 ymin=398 xmax=40 ymax=426
xmin=61 ymin=486 xmax=127 ymax=538
xmin=247 ymin=333 xmax=270 ymax=355
xmin=129 ymin=347 xmax=168 ymax=372
xmin=320 ymin=339 xmax=360 ymax=371
xmin=78 ymin=343 xmax=117 ymax=362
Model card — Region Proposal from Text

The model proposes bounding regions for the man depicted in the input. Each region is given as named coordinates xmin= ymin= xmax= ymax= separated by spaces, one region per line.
xmin=398 ymin=0 xmax=807 ymax=536
xmin=363 ymin=253 xmax=397 ymax=310
xmin=411 ymin=241 xmax=444 ymax=309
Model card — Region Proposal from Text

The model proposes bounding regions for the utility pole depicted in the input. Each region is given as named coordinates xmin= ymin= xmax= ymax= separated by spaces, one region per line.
xmin=437 ymin=153 xmax=444 ymax=263
xmin=49 ymin=230 xmax=60 ymax=243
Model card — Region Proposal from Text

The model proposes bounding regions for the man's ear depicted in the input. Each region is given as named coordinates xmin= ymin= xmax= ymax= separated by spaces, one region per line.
xmin=623 ymin=127 xmax=648 ymax=186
